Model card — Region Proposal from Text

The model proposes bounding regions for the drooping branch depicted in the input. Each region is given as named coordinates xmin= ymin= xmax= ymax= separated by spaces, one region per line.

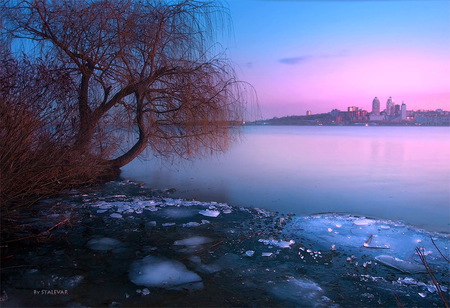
xmin=4 ymin=0 xmax=254 ymax=170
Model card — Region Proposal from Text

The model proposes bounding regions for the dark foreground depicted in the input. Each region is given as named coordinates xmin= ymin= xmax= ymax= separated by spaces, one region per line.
xmin=1 ymin=180 xmax=449 ymax=307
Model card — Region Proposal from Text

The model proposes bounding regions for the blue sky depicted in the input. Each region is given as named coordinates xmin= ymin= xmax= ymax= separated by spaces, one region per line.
xmin=220 ymin=0 xmax=450 ymax=118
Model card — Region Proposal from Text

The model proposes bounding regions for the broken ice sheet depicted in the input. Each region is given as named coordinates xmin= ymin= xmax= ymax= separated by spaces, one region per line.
xmin=282 ymin=214 xmax=450 ymax=265
xmin=259 ymin=239 xmax=295 ymax=248
xmin=375 ymin=255 xmax=426 ymax=274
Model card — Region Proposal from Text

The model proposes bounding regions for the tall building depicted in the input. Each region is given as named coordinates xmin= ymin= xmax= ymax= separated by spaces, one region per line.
xmin=372 ymin=97 xmax=380 ymax=115
xmin=306 ymin=110 xmax=312 ymax=116
xmin=401 ymin=102 xmax=407 ymax=120
xmin=386 ymin=96 xmax=394 ymax=115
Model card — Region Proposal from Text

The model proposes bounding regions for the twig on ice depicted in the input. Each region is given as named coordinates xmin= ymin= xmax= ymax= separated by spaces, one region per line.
xmin=415 ymin=247 xmax=449 ymax=308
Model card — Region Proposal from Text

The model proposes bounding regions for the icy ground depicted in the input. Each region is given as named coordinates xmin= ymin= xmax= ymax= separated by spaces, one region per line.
xmin=1 ymin=180 xmax=449 ymax=307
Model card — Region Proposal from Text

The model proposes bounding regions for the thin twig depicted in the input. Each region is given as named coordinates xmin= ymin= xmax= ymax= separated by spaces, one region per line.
xmin=362 ymin=233 xmax=389 ymax=249
xmin=3 ymin=218 xmax=69 ymax=244
xmin=415 ymin=247 xmax=449 ymax=308
xmin=0 ymin=264 xmax=34 ymax=271
xmin=431 ymin=237 xmax=450 ymax=263
xmin=393 ymin=292 xmax=404 ymax=308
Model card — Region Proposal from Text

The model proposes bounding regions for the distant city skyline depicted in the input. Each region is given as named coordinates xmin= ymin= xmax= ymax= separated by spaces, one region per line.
xmin=222 ymin=0 xmax=450 ymax=119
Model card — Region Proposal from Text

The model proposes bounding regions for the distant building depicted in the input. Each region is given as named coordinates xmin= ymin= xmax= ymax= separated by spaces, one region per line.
xmin=335 ymin=108 xmax=368 ymax=123
xmin=371 ymin=97 xmax=380 ymax=115
xmin=386 ymin=96 xmax=394 ymax=115
xmin=401 ymin=103 xmax=407 ymax=120
xmin=369 ymin=114 xmax=385 ymax=121
xmin=330 ymin=109 xmax=340 ymax=117
xmin=306 ymin=110 xmax=312 ymax=116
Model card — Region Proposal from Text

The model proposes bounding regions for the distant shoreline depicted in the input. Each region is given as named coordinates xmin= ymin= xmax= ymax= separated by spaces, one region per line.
xmin=245 ymin=123 xmax=450 ymax=127
xmin=247 ymin=110 xmax=450 ymax=126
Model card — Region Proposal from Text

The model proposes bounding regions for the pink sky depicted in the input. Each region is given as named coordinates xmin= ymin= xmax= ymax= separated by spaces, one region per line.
xmin=248 ymin=50 xmax=450 ymax=117
xmin=226 ymin=1 xmax=450 ymax=119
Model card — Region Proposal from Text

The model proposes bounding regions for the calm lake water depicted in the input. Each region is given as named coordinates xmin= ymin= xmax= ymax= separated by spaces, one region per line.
xmin=122 ymin=126 xmax=450 ymax=233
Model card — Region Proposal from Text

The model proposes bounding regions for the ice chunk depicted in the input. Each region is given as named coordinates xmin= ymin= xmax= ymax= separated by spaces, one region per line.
xmin=129 ymin=256 xmax=202 ymax=289
xmin=259 ymin=239 xmax=295 ymax=248
xmin=174 ymin=236 xmax=213 ymax=246
xmin=110 ymin=213 xmax=123 ymax=219
xmin=111 ymin=202 xmax=131 ymax=213
xmin=375 ymin=255 xmax=426 ymax=274
xmin=245 ymin=250 xmax=255 ymax=257
xmin=146 ymin=221 xmax=157 ymax=227
xmin=262 ymin=252 xmax=273 ymax=257
xmin=87 ymin=237 xmax=122 ymax=251
xmin=199 ymin=209 xmax=220 ymax=217
xmin=354 ymin=218 xmax=373 ymax=226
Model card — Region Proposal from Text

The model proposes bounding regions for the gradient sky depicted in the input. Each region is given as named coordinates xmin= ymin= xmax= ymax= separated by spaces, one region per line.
xmin=221 ymin=0 xmax=450 ymax=119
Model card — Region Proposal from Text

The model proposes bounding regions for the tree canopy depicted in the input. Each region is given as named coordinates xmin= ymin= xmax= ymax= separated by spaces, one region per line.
xmin=1 ymin=0 xmax=253 ymax=210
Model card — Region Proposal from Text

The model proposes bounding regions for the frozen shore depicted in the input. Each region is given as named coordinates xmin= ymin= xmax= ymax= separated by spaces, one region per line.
xmin=1 ymin=180 xmax=449 ymax=307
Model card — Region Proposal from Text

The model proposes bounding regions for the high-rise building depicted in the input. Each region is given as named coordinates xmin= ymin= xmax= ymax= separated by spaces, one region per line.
xmin=401 ymin=102 xmax=407 ymax=120
xmin=372 ymin=97 xmax=380 ymax=115
xmin=386 ymin=96 xmax=394 ymax=115
xmin=306 ymin=110 xmax=312 ymax=116
xmin=348 ymin=106 xmax=359 ymax=112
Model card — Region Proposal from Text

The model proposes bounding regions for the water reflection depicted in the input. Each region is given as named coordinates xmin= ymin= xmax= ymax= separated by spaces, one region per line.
xmin=122 ymin=126 xmax=450 ymax=232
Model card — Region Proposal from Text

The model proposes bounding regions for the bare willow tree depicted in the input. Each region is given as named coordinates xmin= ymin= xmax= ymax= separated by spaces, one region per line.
xmin=1 ymin=0 xmax=253 ymax=213
xmin=4 ymin=0 xmax=251 ymax=166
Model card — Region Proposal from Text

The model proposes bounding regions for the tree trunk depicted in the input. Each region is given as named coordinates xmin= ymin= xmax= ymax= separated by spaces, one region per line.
xmin=110 ymin=134 xmax=148 ymax=168
xmin=74 ymin=69 xmax=95 ymax=152
xmin=110 ymin=92 xmax=148 ymax=168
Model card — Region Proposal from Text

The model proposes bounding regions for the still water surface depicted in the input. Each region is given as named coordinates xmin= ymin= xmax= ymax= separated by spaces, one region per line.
xmin=122 ymin=126 xmax=450 ymax=233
